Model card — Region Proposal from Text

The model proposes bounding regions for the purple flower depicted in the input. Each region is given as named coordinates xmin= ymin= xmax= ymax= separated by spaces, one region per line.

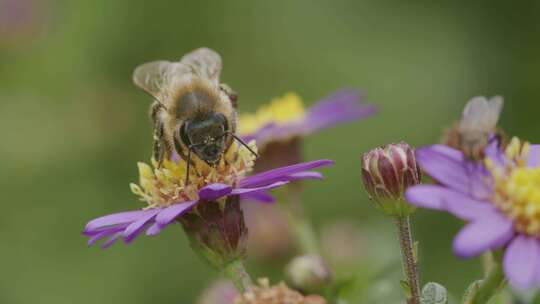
xmin=83 ymin=159 xmax=333 ymax=249
xmin=405 ymin=137 xmax=540 ymax=289
xmin=238 ymin=90 xmax=377 ymax=150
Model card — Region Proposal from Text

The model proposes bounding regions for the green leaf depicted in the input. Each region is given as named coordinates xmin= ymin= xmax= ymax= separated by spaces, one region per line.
xmin=420 ymin=282 xmax=448 ymax=304
xmin=461 ymin=280 xmax=481 ymax=304
xmin=400 ymin=280 xmax=412 ymax=299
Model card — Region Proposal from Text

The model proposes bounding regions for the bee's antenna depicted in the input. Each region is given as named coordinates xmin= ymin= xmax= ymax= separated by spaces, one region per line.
xmin=222 ymin=131 xmax=258 ymax=158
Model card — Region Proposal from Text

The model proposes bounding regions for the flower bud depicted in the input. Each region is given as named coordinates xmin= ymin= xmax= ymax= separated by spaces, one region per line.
xmin=285 ymin=254 xmax=332 ymax=294
xmin=361 ymin=142 xmax=421 ymax=217
xmin=180 ymin=195 xmax=248 ymax=269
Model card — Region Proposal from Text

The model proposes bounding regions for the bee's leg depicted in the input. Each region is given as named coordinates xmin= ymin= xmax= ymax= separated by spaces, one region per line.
xmin=185 ymin=146 xmax=193 ymax=186
xmin=174 ymin=136 xmax=199 ymax=185
xmin=150 ymin=102 xmax=167 ymax=166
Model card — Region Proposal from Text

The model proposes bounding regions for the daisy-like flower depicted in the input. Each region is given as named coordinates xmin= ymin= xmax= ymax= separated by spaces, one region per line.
xmin=233 ymin=278 xmax=327 ymax=304
xmin=238 ymin=90 xmax=376 ymax=170
xmin=236 ymin=90 xmax=374 ymax=259
xmin=406 ymin=137 xmax=540 ymax=289
xmin=83 ymin=140 xmax=332 ymax=268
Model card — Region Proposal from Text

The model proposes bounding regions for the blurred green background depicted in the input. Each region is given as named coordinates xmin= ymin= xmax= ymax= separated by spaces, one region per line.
xmin=1 ymin=0 xmax=539 ymax=303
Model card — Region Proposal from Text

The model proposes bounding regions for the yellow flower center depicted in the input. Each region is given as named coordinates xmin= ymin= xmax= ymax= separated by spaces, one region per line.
xmin=237 ymin=92 xmax=306 ymax=136
xmin=486 ymin=137 xmax=540 ymax=236
xmin=130 ymin=141 xmax=257 ymax=208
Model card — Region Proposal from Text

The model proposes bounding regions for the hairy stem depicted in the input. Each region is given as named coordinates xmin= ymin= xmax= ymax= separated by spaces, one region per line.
xmin=223 ymin=259 xmax=253 ymax=293
xmin=394 ymin=216 xmax=420 ymax=304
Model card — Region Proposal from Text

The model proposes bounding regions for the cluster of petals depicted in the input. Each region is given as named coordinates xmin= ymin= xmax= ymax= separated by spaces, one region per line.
xmin=83 ymin=160 xmax=333 ymax=249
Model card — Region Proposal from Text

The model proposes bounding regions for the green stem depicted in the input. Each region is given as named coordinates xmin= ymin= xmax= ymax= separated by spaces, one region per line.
xmin=284 ymin=185 xmax=320 ymax=254
xmin=223 ymin=259 xmax=253 ymax=293
xmin=293 ymin=216 xmax=320 ymax=254
xmin=394 ymin=216 xmax=420 ymax=304
xmin=462 ymin=252 xmax=506 ymax=304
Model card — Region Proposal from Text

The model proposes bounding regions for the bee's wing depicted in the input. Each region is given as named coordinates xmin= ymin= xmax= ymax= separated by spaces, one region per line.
xmin=460 ymin=96 xmax=504 ymax=132
xmin=133 ymin=60 xmax=173 ymax=98
xmin=178 ymin=48 xmax=222 ymax=85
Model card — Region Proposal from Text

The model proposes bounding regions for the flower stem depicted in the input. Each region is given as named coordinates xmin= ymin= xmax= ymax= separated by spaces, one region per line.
xmin=284 ymin=185 xmax=320 ymax=254
xmin=223 ymin=259 xmax=253 ymax=293
xmin=462 ymin=251 xmax=506 ymax=304
xmin=293 ymin=216 xmax=320 ymax=254
xmin=394 ymin=216 xmax=420 ymax=304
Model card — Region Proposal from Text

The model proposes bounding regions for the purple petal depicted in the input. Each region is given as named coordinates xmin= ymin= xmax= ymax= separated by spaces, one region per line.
xmin=155 ymin=201 xmax=198 ymax=227
xmin=452 ymin=212 xmax=514 ymax=258
xmin=485 ymin=137 xmax=506 ymax=166
xmin=405 ymin=185 xmax=495 ymax=221
xmin=416 ymin=146 xmax=470 ymax=193
xmin=287 ymin=171 xmax=323 ymax=181
xmin=239 ymin=160 xmax=333 ymax=188
xmin=198 ymin=183 xmax=232 ymax=201
xmin=305 ymin=90 xmax=377 ymax=132
xmin=527 ymin=145 xmax=540 ymax=168
xmin=240 ymin=191 xmax=275 ymax=203
xmin=87 ymin=225 xmax=127 ymax=246
xmin=231 ymin=181 xmax=288 ymax=196
xmin=101 ymin=232 xmax=123 ymax=249
xmin=406 ymin=185 xmax=447 ymax=210
xmin=84 ymin=210 xmax=154 ymax=234
xmin=146 ymin=223 xmax=162 ymax=236
xmin=428 ymin=144 xmax=464 ymax=161
xmin=122 ymin=209 xmax=160 ymax=243
xmin=241 ymin=89 xmax=376 ymax=145
xmin=503 ymin=235 xmax=540 ymax=289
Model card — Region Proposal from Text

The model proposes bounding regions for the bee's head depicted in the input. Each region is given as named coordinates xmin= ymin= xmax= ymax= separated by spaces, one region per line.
xmin=179 ymin=112 xmax=229 ymax=164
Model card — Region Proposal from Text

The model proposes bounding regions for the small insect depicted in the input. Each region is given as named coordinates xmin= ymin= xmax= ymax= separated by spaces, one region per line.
xmin=133 ymin=48 xmax=256 ymax=183
xmin=457 ymin=96 xmax=504 ymax=160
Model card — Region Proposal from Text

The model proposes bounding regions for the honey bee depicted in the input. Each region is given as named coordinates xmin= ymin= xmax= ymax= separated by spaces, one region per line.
xmin=457 ymin=96 xmax=504 ymax=160
xmin=133 ymin=48 xmax=255 ymax=181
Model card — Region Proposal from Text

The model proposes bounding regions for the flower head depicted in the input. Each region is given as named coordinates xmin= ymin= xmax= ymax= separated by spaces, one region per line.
xmin=406 ymin=137 xmax=540 ymax=289
xmin=233 ymin=278 xmax=327 ymax=304
xmin=83 ymin=139 xmax=333 ymax=267
xmin=238 ymin=90 xmax=377 ymax=152
xmin=361 ymin=142 xmax=421 ymax=216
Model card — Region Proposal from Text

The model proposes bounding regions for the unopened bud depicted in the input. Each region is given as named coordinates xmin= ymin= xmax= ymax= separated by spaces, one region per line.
xmin=180 ymin=195 xmax=248 ymax=269
xmin=285 ymin=254 xmax=332 ymax=294
xmin=361 ymin=142 xmax=421 ymax=217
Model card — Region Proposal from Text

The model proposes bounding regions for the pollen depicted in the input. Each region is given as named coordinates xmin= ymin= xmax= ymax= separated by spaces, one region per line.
xmin=487 ymin=137 xmax=540 ymax=236
xmin=130 ymin=141 xmax=257 ymax=208
xmin=238 ymin=92 xmax=306 ymax=135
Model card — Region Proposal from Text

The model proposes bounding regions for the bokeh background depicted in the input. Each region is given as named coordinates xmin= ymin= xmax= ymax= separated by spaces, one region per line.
xmin=1 ymin=0 xmax=539 ymax=303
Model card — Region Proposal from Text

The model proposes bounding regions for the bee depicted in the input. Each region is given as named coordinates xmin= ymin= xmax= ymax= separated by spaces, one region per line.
xmin=133 ymin=48 xmax=256 ymax=182
xmin=457 ymin=96 xmax=504 ymax=160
